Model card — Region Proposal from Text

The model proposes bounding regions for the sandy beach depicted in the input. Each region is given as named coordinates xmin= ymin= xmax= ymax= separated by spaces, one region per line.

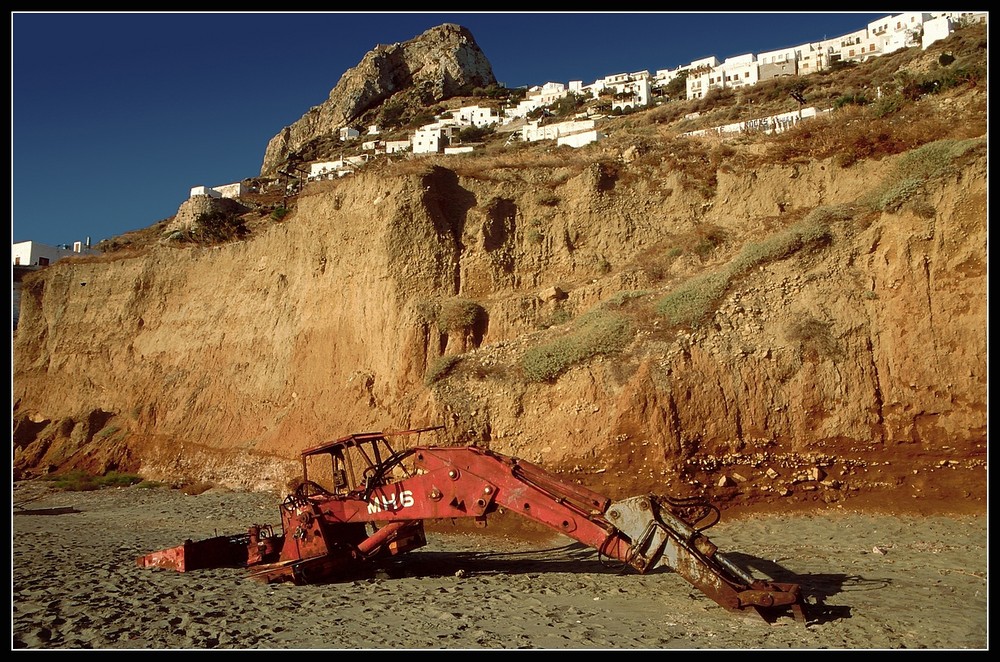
xmin=12 ymin=481 xmax=987 ymax=650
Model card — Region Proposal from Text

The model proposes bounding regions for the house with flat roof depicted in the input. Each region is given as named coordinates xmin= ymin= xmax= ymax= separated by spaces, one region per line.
xmin=12 ymin=239 xmax=100 ymax=267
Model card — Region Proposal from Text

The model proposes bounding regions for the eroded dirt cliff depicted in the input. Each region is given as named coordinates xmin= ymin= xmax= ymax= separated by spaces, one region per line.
xmin=13 ymin=84 xmax=987 ymax=519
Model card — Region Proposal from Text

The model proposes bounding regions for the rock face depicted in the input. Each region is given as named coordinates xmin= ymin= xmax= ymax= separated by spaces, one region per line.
xmin=12 ymin=130 xmax=988 ymax=511
xmin=259 ymin=23 xmax=496 ymax=177
xmin=164 ymin=196 xmax=249 ymax=236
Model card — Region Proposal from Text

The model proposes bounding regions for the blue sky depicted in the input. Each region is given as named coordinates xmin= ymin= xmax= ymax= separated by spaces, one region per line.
xmin=12 ymin=11 xmax=889 ymax=248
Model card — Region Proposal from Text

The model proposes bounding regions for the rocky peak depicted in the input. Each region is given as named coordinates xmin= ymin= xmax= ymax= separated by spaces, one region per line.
xmin=259 ymin=23 xmax=497 ymax=176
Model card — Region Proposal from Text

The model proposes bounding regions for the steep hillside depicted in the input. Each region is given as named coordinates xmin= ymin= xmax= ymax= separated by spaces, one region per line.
xmin=12 ymin=25 xmax=987 ymax=519
xmin=259 ymin=23 xmax=496 ymax=177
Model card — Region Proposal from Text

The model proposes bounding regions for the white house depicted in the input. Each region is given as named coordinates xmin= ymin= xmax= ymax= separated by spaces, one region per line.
xmin=308 ymin=161 xmax=341 ymax=180
xmin=412 ymin=125 xmax=455 ymax=154
xmin=307 ymin=156 xmax=369 ymax=180
xmin=556 ymin=129 xmax=604 ymax=148
xmin=833 ymin=27 xmax=879 ymax=63
xmin=505 ymin=96 xmax=545 ymax=119
xmin=505 ymin=81 xmax=572 ymax=120
xmin=757 ymin=47 xmax=798 ymax=80
xmin=938 ymin=11 xmax=988 ymax=26
xmin=793 ymin=41 xmax=834 ymax=76
xmin=922 ymin=15 xmax=954 ymax=49
xmin=684 ymin=56 xmax=721 ymax=100
xmin=189 ymin=185 xmax=221 ymax=199
xmin=12 ymin=239 xmax=100 ymax=267
xmin=212 ymin=182 xmax=246 ymax=198
xmin=653 ymin=64 xmax=690 ymax=90
xmin=716 ymin=54 xmax=759 ymax=91
xmin=606 ymin=73 xmax=651 ymax=112
xmin=189 ymin=182 xmax=246 ymax=199
xmin=339 ymin=127 xmax=361 ymax=141
xmin=869 ymin=12 xmax=931 ymax=54
xmin=532 ymin=82 xmax=568 ymax=102
xmin=384 ymin=139 xmax=411 ymax=154
xmin=454 ymin=105 xmax=501 ymax=128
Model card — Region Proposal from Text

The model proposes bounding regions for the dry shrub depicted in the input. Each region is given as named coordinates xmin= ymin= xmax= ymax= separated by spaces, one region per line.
xmin=521 ymin=310 xmax=633 ymax=382
xmin=659 ymin=137 xmax=718 ymax=197
xmin=785 ymin=315 xmax=843 ymax=361
xmin=632 ymin=241 xmax=683 ymax=281
xmin=390 ymin=159 xmax=438 ymax=177
xmin=762 ymin=91 xmax=979 ymax=169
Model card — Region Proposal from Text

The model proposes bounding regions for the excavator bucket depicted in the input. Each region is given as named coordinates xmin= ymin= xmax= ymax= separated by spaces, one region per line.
xmin=606 ymin=495 xmax=807 ymax=623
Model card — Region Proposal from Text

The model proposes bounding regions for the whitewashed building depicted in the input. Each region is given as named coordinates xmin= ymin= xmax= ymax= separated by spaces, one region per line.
xmin=604 ymin=71 xmax=652 ymax=112
xmin=833 ymin=27 xmax=879 ymax=63
xmin=717 ymin=54 xmax=759 ymax=91
xmin=922 ymin=15 xmax=955 ymax=49
xmin=12 ymin=239 xmax=100 ymax=267
xmin=454 ymin=105 xmax=501 ymax=128
xmin=189 ymin=181 xmax=246 ymax=199
xmin=339 ymin=127 xmax=361 ymax=141
xmin=556 ymin=129 xmax=604 ymax=148
xmin=307 ymin=156 xmax=368 ymax=180
xmin=793 ymin=41 xmax=834 ymax=76
xmin=385 ymin=139 xmax=411 ymax=154
xmin=653 ymin=64 xmax=691 ymax=91
xmin=684 ymin=56 xmax=721 ymax=100
xmin=412 ymin=125 xmax=455 ymax=154
xmin=757 ymin=47 xmax=798 ymax=80
xmin=505 ymin=81 xmax=571 ymax=120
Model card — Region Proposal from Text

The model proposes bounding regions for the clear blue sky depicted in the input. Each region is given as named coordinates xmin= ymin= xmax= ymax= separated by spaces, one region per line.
xmin=12 ymin=11 xmax=889 ymax=248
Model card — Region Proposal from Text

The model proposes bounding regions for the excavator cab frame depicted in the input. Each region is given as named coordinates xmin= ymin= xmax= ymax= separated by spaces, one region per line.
xmin=295 ymin=426 xmax=441 ymax=498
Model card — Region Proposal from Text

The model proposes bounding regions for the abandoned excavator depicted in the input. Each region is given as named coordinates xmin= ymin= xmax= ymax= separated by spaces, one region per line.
xmin=137 ymin=426 xmax=807 ymax=624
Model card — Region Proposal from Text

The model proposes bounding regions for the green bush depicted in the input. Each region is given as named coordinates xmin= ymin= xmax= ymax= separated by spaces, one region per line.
xmin=785 ymin=315 xmax=843 ymax=360
xmin=872 ymin=93 xmax=904 ymax=117
xmin=438 ymin=298 xmax=487 ymax=333
xmin=863 ymin=138 xmax=980 ymax=212
xmin=521 ymin=310 xmax=632 ymax=382
xmin=656 ymin=209 xmax=839 ymax=327
xmin=537 ymin=307 xmax=573 ymax=329
xmin=457 ymin=125 xmax=494 ymax=143
xmin=833 ymin=93 xmax=869 ymax=109
xmin=95 ymin=425 xmax=120 ymax=440
xmin=604 ymin=290 xmax=651 ymax=307
xmin=656 ymin=271 xmax=730 ymax=327
xmin=426 ymin=354 xmax=462 ymax=385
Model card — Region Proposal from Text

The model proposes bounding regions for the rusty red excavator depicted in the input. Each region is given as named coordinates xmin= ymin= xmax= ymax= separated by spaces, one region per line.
xmin=137 ymin=426 xmax=807 ymax=624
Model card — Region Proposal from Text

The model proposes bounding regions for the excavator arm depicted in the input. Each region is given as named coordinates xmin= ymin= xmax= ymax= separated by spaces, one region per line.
xmin=137 ymin=428 xmax=806 ymax=624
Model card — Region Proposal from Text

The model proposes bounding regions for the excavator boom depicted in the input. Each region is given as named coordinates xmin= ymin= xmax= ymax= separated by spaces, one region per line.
xmin=137 ymin=428 xmax=806 ymax=624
